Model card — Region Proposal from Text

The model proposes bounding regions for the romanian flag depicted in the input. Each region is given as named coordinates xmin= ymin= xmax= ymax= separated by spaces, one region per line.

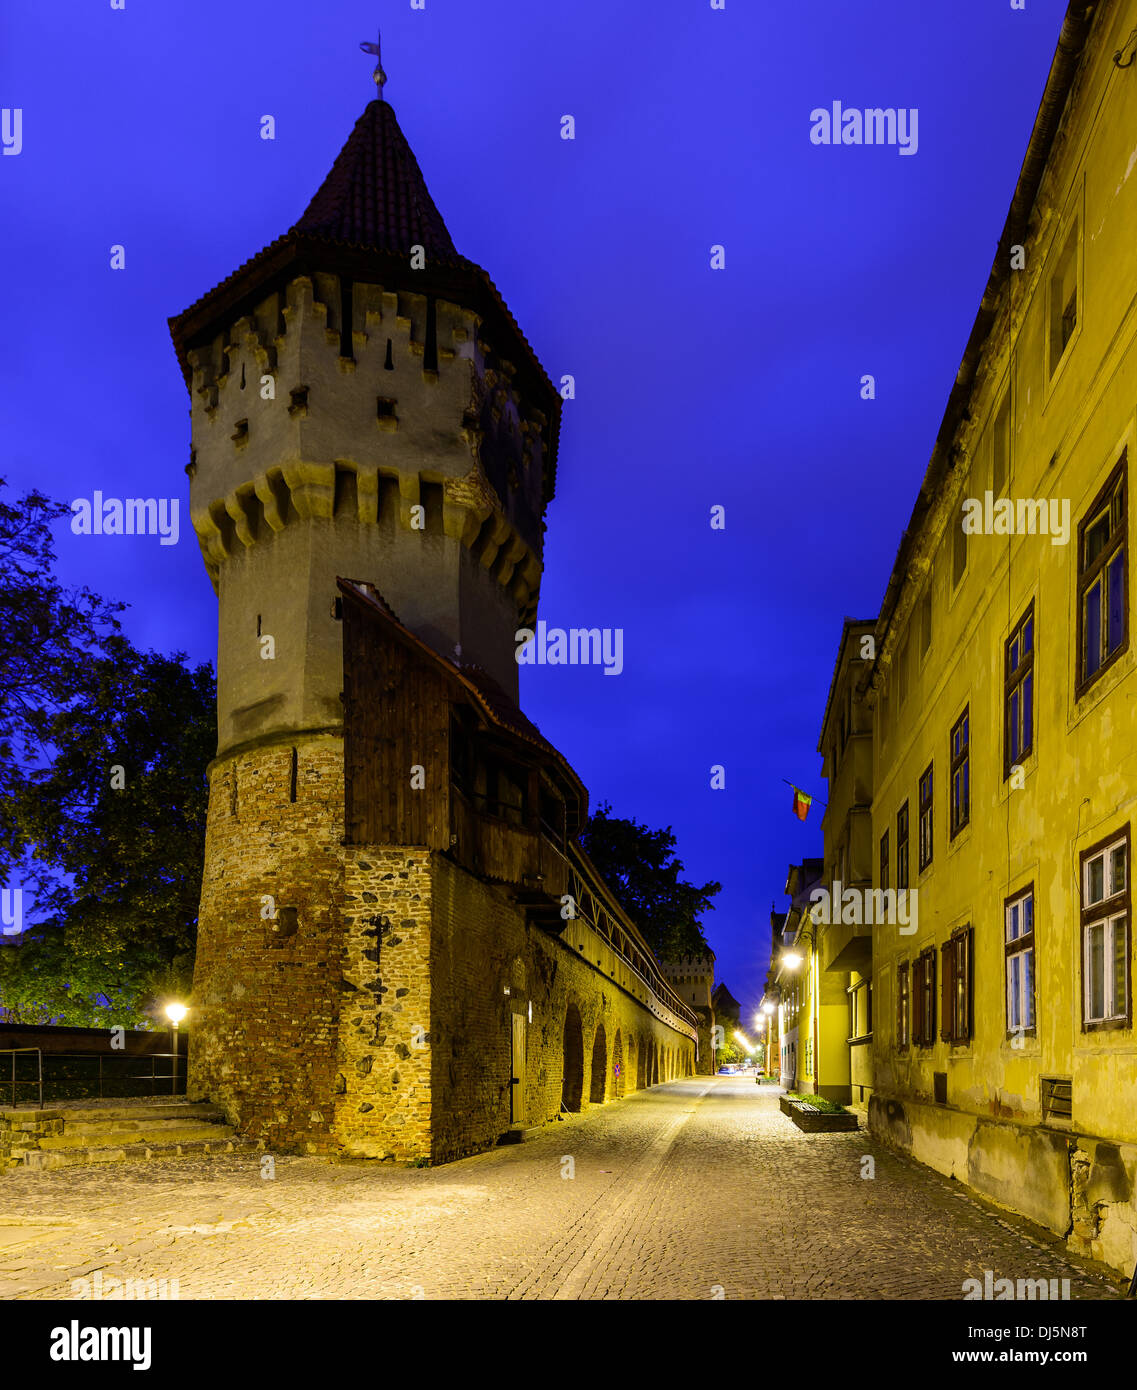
xmin=792 ymin=787 xmax=812 ymax=821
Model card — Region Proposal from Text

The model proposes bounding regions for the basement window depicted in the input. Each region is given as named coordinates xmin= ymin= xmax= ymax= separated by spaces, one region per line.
xmin=933 ymin=1072 xmax=947 ymax=1105
xmin=1041 ymin=1076 xmax=1072 ymax=1125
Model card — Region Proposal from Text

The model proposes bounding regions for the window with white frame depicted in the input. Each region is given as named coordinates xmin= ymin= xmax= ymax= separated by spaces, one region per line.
xmin=1081 ymin=829 xmax=1130 ymax=1029
xmin=1005 ymin=887 xmax=1035 ymax=1035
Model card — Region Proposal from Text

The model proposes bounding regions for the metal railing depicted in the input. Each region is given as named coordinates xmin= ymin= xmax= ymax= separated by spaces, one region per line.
xmin=1 ymin=1049 xmax=42 ymax=1108
xmin=541 ymin=838 xmax=700 ymax=1039
xmin=0 ymin=1049 xmax=185 ymax=1108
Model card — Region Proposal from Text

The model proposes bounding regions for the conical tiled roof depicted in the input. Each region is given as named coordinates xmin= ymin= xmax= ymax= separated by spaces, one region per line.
xmin=292 ymin=100 xmax=458 ymax=260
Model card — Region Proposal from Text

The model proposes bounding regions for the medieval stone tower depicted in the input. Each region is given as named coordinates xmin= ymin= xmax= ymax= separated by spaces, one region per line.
xmin=170 ymin=67 xmax=559 ymax=1140
xmin=171 ymin=54 xmax=699 ymax=1163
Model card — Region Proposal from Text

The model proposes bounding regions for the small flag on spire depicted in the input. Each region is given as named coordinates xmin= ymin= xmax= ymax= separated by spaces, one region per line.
xmin=792 ymin=787 xmax=812 ymax=821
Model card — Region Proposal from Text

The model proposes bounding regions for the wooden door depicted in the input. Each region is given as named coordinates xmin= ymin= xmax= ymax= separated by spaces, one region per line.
xmin=510 ymin=1012 xmax=527 ymax=1125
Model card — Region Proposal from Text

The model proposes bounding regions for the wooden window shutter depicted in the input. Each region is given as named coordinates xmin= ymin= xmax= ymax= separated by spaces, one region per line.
xmin=927 ymin=950 xmax=937 ymax=1045
xmin=941 ymin=942 xmax=953 ymax=1041
xmin=906 ymin=956 xmax=917 ymax=1045
xmin=897 ymin=964 xmax=904 ymax=1038
xmin=966 ymin=926 xmax=975 ymax=1040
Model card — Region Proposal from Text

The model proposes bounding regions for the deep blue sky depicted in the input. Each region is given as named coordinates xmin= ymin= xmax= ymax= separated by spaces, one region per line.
xmin=1 ymin=0 xmax=1068 ymax=1017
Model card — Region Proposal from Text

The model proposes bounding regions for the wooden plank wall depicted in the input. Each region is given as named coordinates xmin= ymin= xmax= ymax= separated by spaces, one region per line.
xmin=343 ymin=594 xmax=451 ymax=848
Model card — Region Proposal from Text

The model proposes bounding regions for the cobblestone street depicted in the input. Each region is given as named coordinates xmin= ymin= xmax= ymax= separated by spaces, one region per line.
xmin=0 ymin=1079 xmax=1119 ymax=1301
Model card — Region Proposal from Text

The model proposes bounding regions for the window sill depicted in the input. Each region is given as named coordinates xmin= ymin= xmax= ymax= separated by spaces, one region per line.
xmin=999 ymin=748 xmax=1038 ymax=805
xmin=947 ymin=822 xmax=972 ymax=857
xmin=1042 ymin=317 xmax=1082 ymax=411
xmin=1070 ymin=645 xmax=1133 ymax=732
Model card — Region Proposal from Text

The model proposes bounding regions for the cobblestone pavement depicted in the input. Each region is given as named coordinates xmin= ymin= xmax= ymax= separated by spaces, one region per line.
xmin=0 ymin=1079 xmax=1120 ymax=1300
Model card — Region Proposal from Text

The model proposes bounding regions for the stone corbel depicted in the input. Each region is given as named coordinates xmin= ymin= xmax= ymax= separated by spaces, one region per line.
xmin=281 ymin=461 xmax=335 ymax=519
xmin=224 ymin=490 xmax=256 ymax=549
xmin=253 ymin=473 xmax=287 ymax=533
xmin=478 ymin=513 xmax=512 ymax=570
xmin=356 ymin=469 xmax=379 ymax=525
xmin=398 ymin=473 xmax=421 ymax=530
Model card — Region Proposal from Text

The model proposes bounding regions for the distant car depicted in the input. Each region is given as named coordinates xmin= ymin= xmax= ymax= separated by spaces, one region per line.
xmin=717 ymin=1064 xmax=738 ymax=1075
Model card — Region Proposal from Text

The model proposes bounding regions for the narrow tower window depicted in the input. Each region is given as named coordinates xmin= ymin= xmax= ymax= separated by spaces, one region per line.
xmin=424 ymin=296 xmax=438 ymax=375
xmin=290 ymin=747 xmax=298 ymax=803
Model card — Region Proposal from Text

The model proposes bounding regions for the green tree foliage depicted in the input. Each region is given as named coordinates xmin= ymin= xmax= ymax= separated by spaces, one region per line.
xmin=714 ymin=1033 xmax=747 ymax=1066
xmin=0 ymin=483 xmax=123 ymax=883
xmin=578 ymin=802 xmax=720 ymax=960
xmin=0 ymin=928 xmax=157 ymax=1027
xmin=0 ymin=480 xmax=213 ymax=1026
xmin=21 ymin=638 xmax=214 ymax=970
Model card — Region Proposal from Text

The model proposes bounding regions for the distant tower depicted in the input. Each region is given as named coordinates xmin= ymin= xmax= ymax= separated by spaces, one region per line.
xmin=659 ymin=952 xmax=717 ymax=1074
xmin=170 ymin=48 xmax=561 ymax=1151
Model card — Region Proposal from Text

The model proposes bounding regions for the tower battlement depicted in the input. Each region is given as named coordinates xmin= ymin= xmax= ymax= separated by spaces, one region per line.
xmin=182 ymin=265 xmax=549 ymax=747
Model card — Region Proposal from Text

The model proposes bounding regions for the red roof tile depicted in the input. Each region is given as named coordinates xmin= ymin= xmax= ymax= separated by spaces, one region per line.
xmin=293 ymin=100 xmax=458 ymax=260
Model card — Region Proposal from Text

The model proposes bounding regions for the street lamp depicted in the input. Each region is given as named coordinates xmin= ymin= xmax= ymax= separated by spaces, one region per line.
xmin=165 ymin=1003 xmax=188 ymax=1096
xmin=782 ymin=952 xmax=803 ymax=970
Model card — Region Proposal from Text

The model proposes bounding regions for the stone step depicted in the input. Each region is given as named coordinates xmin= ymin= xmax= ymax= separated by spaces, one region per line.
xmin=25 ymin=1103 xmax=225 ymax=1126
xmin=39 ymin=1122 xmax=232 ymax=1150
xmin=22 ymin=1137 xmax=263 ymax=1171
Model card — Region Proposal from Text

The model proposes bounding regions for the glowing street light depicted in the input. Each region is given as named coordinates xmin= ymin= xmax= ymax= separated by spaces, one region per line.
xmin=166 ymin=1003 xmax=188 ymax=1096
xmin=782 ymin=952 xmax=803 ymax=970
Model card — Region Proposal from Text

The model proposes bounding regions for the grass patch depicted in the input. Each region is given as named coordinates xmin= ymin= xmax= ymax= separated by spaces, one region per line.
xmin=783 ymin=1091 xmax=850 ymax=1115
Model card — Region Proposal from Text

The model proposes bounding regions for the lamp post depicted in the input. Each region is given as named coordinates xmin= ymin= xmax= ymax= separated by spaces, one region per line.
xmin=780 ymin=920 xmax=818 ymax=1095
xmin=165 ymin=1003 xmax=187 ymax=1095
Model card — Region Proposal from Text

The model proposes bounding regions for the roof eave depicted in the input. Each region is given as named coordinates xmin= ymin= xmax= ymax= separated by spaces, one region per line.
xmin=866 ymin=0 xmax=1096 ymax=689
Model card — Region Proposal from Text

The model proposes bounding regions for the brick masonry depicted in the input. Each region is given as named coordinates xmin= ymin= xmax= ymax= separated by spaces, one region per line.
xmin=190 ymin=741 xmax=697 ymax=1164
xmin=189 ymin=736 xmax=346 ymax=1155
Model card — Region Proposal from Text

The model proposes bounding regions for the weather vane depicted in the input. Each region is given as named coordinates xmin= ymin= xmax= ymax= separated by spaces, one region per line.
xmin=360 ymin=30 xmax=387 ymax=98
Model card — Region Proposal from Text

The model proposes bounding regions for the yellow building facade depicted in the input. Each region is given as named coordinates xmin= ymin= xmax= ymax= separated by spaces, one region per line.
xmin=817 ymin=621 xmax=876 ymax=1112
xmin=864 ymin=0 xmax=1137 ymax=1277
